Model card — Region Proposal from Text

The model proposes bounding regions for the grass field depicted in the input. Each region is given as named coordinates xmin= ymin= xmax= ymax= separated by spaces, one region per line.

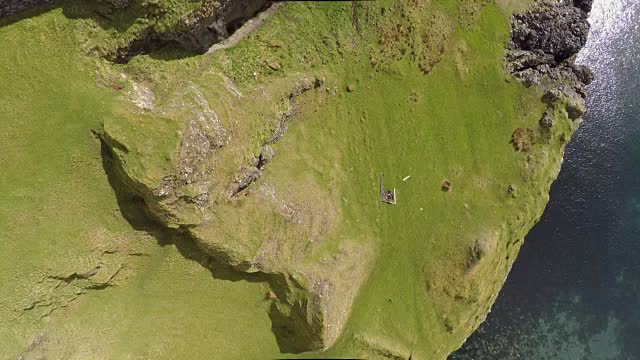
xmin=220 ymin=2 xmax=560 ymax=357
xmin=0 ymin=8 xmax=281 ymax=359
xmin=0 ymin=0 xmax=579 ymax=358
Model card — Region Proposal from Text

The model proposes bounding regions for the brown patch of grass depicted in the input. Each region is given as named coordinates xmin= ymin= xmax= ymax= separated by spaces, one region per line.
xmin=376 ymin=0 xmax=452 ymax=74
xmin=510 ymin=127 xmax=536 ymax=152
xmin=442 ymin=180 xmax=452 ymax=192
xmin=454 ymin=39 xmax=471 ymax=78
xmin=458 ymin=0 xmax=492 ymax=30
xmin=415 ymin=12 xmax=450 ymax=74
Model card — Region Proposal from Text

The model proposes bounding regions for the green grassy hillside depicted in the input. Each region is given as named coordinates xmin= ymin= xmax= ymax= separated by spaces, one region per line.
xmin=0 ymin=9 xmax=281 ymax=359
xmin=0 ymin=0 xmax=582 ymax=358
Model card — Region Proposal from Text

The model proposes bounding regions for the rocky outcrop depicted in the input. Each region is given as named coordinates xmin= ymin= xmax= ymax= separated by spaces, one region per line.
xmin=506 ymin=0 xmax=593 ymax=97
xmin=510 ymin=0 xmax=590 ymax=62
xmin=0 ymin=0 xmax=275 ymax=64
xmin=100 ymin=72 xmax=371 ymax=352
xmin=174 ymin=0 xmax=274 ymax=53
xmin=0 ymin=0 xmax=55 ymax=18
xmin=506 ymin=0 xmax=593 ymax=142
xmin=113 ymin=0 xmax=274 ymax=63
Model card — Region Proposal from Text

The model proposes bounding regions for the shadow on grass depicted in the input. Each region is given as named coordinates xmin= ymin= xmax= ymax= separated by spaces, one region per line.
xmin=1 ymin=0 xmax=275 ymax=64
xmin=99 ymin=136 xmax=313 ymax=354
xmin=0 ymin=1 xmax=58 ymax=28
xmin=99 ymin=137 xmax=265 ymax=284
xmin=0 ymin=0 xmax=141 ymax=30
xmin=0 ymin=0 xmax=193 ymax=63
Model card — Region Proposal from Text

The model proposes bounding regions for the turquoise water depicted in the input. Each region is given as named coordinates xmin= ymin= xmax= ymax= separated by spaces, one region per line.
xmin=451 ymin=1 xmax=640 ymax=358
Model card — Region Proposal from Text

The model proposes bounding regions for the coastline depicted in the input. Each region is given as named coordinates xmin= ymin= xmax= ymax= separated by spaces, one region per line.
xmin=0 ymin=1 xmax=601 ymax=358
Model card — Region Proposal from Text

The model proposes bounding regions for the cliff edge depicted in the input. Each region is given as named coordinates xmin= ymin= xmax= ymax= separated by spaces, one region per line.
xmin=0 ymin=0 xmax=594 ymax=358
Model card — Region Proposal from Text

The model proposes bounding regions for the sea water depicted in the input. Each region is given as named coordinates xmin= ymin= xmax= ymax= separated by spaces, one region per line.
xmin=451 ymin=0 xmax=640 ymax=358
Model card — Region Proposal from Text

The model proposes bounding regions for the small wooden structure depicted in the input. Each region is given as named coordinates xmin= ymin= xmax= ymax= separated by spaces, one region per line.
xmin=379 ymin=173 xmax=396 ymax=205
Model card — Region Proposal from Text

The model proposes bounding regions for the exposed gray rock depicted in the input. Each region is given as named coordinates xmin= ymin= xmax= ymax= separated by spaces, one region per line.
xmin=255 ymin=145 xmax=276 ymax=169
xmin=229 ymin=166 xmax=262 ymax=197
xmin=506 ymin=0 xmax=593 ymax=100
xmin=506 ymin=49 xmax=555 ymax=72
xmin=178 ymin=0 xmax=273 ymax=53
xmin=114 ymin=0 xmax=274 ymax=63
xmin=539 ymin=110 xmax=554 ymax=129
xmin=573 ymin=0 xmax=593 ymax=12
xmin=506 ymin=0 xmax=593 ymax=140
xmin=510 ymin=0 xmax=591 ymax=62
xmin=0 ymin=0 xmax=55 ymax=18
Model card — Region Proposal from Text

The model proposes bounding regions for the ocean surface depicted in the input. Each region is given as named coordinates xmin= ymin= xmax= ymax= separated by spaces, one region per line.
xmin=451 ymin=1 xmax=640 ymax=359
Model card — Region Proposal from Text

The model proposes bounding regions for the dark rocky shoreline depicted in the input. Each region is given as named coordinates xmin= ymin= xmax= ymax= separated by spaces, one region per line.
xmin=454 ymin=0 xmax=640 ymax=357
xmin=452 ymin=1 xmax=595 ymax=357
xmin=505 ymin=0 xmax=594 ymax=152
xmin=506 ymin=0 xmax=594 ymax=98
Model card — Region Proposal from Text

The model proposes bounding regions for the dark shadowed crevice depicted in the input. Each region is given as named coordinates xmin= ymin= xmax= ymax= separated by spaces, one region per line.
xmin=98 ymin=134 xmax=266 ymax=283
xmin=228 ymin=77 xmax=324 ymax=198
xmin=1 ymin=0 xmax=278 ymax=64
xmin=112 ymin=0 xmax=276 ymax=64
xmin=99 ymin=127 xmax=327 ymax=354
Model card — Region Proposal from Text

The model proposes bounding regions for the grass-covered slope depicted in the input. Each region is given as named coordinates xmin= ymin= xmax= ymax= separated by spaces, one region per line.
xmin=99 ymin=0 xmax=579 ymax=357
xmin=0 ymin=9 xmax=282 ymax=359
xmin=0 ymin=0 xmax=586 ymax=358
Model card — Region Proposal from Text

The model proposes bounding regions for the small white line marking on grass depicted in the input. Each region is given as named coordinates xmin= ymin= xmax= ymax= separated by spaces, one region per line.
xmin=402 ymin=175 xmax=411 ymax=182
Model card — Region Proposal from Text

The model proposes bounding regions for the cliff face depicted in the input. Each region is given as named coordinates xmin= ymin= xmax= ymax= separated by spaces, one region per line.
xmin=0 ymin=0 xmax=273 ymax=63
xmin=112 ymin=0 xmax=274 ymax=63
xmin=506 ymin=0 xmax=593 ymax=162
xmin=507 ymin=0 xmax=593 ymax=95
